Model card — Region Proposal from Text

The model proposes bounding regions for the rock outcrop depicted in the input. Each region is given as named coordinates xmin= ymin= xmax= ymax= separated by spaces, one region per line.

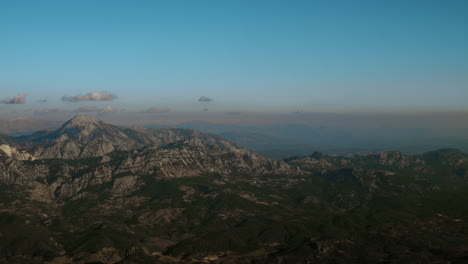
xmin=0 ymin=144 xmax=36 ymax=161
xmin=0 ymin=115 xmax=300 ymax=201
xmin=115 ymin=135 xmax=297 ymax=178
xmin=28 ymin=115 xmax=199 ymax=159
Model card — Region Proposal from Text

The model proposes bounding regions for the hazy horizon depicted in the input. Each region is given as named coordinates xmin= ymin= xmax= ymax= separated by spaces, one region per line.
xmin=1 ymin=111 xmax=468 ymax=157
xmin=2 ymin=0 xmax=468 ymax=153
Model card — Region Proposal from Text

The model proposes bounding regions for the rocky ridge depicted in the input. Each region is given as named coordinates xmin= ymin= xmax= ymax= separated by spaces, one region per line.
xmin=0 ymin=115 xmax=299 ymax=202
xmin=115 ymin=135 xmax=297 ymax=178
xmin=24 ymin=115 xmax=202 ymax=159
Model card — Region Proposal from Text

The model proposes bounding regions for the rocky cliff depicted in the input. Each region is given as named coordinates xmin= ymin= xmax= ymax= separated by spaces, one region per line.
xmin=0 ymin=115 xmax=299 ymax=202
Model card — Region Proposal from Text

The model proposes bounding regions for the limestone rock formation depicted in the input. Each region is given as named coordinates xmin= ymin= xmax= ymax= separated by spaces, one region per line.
xmin=0 ymin=115 xmax=300 ymax=201
xmin=27 ymin=115 xmax=198 ymax=159
xmin=0 ymin=144 xmax=36 ymax=161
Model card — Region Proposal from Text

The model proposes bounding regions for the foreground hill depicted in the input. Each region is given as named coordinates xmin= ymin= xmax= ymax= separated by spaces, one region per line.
xmin=0 ymin=118 xmax=467 ymax=263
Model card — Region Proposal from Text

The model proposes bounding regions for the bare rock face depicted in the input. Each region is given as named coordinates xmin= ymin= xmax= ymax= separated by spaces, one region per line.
xmin=62 ymin=114 xmax=99 ymax=128
xmin=13 ymin=115 xmax=300 ymax=178
xmin=286 ymin=151 xmax=337 ymax=171
xmin=0 ymin=115 xmax=301 ymax=202
xmin=28 ymin=115 xmax=201 ymax=159
xmin=115 ymin=136 xmax=299 ymax=178
xmin=57 ymin=164 xmax=114 ymax=199
xmin=287 ymin=151 xmax=428 ymax=171
xmin=112 ymin=176 xmax=144 ymax=197
xmin=31 ymin=115 xmax=132 ymax=159
xmin=0 ymin=144 xmax=36 ymax=161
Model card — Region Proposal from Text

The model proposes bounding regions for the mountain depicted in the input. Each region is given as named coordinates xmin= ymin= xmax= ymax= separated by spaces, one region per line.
xmin=0 ymin=117 xmax=467 ymax=263
xmin=114 ymin=135 xmax=296 ymax=178
xmin=23 ymin=115 xmax=216 ymax=159
xmin=286 ymin=148 xmax=468 ymax=172
xmin=0 ymin=115 xmax=299 ymax=198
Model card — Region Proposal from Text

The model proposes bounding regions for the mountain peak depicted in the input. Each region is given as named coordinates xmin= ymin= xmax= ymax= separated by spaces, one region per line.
xmin=70 ymin=114 xmax=98 ymax=122
xmin=65 ymin=114 xmax=99 ymax=127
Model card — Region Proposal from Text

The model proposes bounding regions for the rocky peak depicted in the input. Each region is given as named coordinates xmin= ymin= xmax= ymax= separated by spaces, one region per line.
xmin=62 ymin=114 xmax=100 ymax=128
xmin=52 ymin=114 xmax=108 ymax=142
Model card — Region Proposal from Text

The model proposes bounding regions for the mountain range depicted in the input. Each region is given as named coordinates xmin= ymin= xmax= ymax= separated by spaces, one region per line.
xmin=0 ymin=115 xmax=467 ymax=263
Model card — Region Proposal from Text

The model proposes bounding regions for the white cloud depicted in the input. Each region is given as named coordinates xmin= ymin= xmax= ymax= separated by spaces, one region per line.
xmin=62 ymin=91 xmax=117 ymax=102
xmin=1 ymin=93 xmax=27 ymax=104
xmin=99 ymin=106 xmax=117 ymax=114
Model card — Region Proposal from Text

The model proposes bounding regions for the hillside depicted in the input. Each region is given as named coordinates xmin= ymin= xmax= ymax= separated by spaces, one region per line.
xmin=0 ymin=116 xmax=467 ymax=263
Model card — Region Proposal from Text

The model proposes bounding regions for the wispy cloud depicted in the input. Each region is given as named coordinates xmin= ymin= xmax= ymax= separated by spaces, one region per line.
xmin=99 ymin=106 xmax=117 ymax=114
xmin=143 ymin=107 xmax=171 ymax=113
xmin=198 ymin=96 xmax=213 ymax=102
xmin=62 ymin=91 xmax=117 ymax=102
xmin=1 ymin=93 xmax=27 ymax=104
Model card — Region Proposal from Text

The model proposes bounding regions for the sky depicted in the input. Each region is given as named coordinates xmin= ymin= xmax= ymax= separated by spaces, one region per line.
xmin=1 ymin=0 xmax=468 ymax=117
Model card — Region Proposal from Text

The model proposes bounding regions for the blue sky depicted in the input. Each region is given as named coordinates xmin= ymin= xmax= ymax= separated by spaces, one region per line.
xmin=1 ymin=0 xmax=467 ymax=115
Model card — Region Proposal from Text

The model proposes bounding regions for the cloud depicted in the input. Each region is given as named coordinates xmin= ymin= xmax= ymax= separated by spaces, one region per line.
xmin=77 ymin=106 xmax=98 ymax=112
xmin=144 ymin=107 xmax=171 ymax=113
xmin=99 ymin=106 xmax=117 ymax=114
xmin=225 ymin=111 xmax=241 ymax=116
xmin=37 ymin=99 xmax=48 ymax=103
xmin=198 ymin=96 xmax=213 ymax=102
xmin=1 ymin=93 xmax=27 ymax=104
xmin=62 ymin=91 xmax=117 ymax=102
xmin=34 ymin=108 xmax=66 ymax=114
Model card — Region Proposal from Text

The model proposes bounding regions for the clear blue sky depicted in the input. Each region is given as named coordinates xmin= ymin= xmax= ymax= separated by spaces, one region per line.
xmin=1 ymin=0 xmax=467 ymax=114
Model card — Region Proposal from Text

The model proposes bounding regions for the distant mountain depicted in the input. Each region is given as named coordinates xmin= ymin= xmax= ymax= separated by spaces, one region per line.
xmin=171 ymin=120 xmax=468 ymax=158
xmin=286 ymin=148 xmax=468 ymax=171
